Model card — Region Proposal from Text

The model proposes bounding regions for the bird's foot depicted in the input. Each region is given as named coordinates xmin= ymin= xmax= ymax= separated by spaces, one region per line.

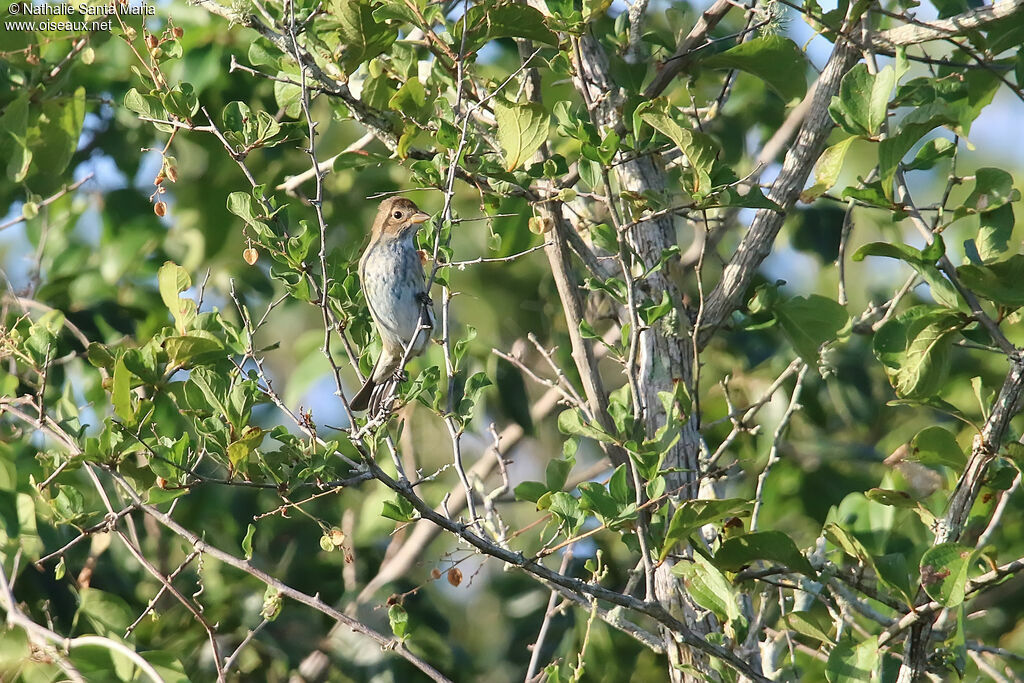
xmin=416 ymin=292 xmax=433 ymax=307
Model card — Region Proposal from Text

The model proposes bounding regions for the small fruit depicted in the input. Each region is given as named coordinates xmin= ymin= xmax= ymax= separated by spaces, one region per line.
xmin=447 ymin=568 xmax=462 ymax=587
xmin=528 ymin=216 xmax=553 ymax=234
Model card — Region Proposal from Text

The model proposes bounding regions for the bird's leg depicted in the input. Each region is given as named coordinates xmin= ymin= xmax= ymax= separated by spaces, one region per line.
xmin=416 ymin=291 xmax=433 ymax=307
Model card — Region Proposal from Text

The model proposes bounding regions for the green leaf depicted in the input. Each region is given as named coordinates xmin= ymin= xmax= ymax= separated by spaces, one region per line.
xmin=242 ymin=523 xmax=255 ymax=560
xmin=248 ymin=41 xmax=281 ymax=68
xmin=495 ymin=101 xmax=549 ymax=172
xmin=920 ymin=233 xmax=946 ymax=263
xmin=852 ymin=242 xmax=922 ymax=264
xmin=453 ymin=4 xmax=558 ymax=55
xmin=709 ymin=185 xmax=781 ymax=211
xmin=909 ymin=426 xmax=965 ymax=470
xmin=785 ymin=610 xmax=835 ymax=645
xmin=29 ymin=87 xmax=86 ymax=193
xmin=187 ymin=366 xmax=230 ymax=417
xmin=865 ymin=63 xmax=896 ymax=134
xmin=976 ymin=204 xmax=1014 ymax=263
xmin=961 ymin=167 xmax=1020 ymax=214
xmin=78 ymin=588 xmax=133 ymax=639
xmin=801 ymin=136 xmax=856 ymax=203
xmin=25 ymin=309 xmax=64 ymax=361
xmin=853 ymin=240 xmax=960 ymax=309
xmin=0 ymin=95 xmax=32 ymax=182
xmin=638 ymin=100 xmax=718 ymax=196
xmin=163 ymin=334 xmax=224 ymax=366
xmin=371 ymin=1 xmax=420 ymax=24
xmin=904 ymin=137 xmax=956 ymax=172
xmin=873 ymin=306 xmax=965 ymax=399
xmin=222 ymin=101 xmax=250 ymax=135
xmin=557 ymin=409 xmax=616 ymax=444
xmin=661 ymin=498 xmax=753 ymax=562
xmin=956 ymin=255 xmax=1024 ymax=309
xmin=388 ymin=77 xmax=428 ymax=120
xmin=124 ymin=87 xmax=164 ymax=120
xmin=332 ymin=0 xmax=399 ymax=73
xmin=547 ymin=491 xmax=586 ymax=535
xmin=158 ymin=262 xmax=196 ymax=333
xmin=841 ymin=182 xmax=894 ymax=209
xmin=672 ymin=552 xmax=743 ymax=624
xmin=828 ymin=64 xmax=894 ymax=137
xmin=16 ymin=492 xmax=43 ymax=557
xmin=514 ymin=481 xmax=548 ymax=504
xmin=920 ymin=542 xmax=973 ymax=607
xmin=381 ymin=495 xmax=416 ymax=522
xmin=545 ymin=457 xmax=575 ymax=492
xmin=609 ymin=464 xmax=631 ymax=504
xmin=877 ymin=103 xmax=959 ymax=200
xmin=227 ymin=426 xmax=264 ymax=471
xmin=680 ymin=138 xmax=718 ymax=194
xmin=226 ymin=191 xmax=263 ymax=225
xmin=865 ymin=488 xmax=916 ymax=508
xmin=261 ymin=586 xmax=282 ymax=621
xmin=112 ymin=357 xmax=135 ymax=427
xmin=774 ymin=295 xmax=849 ymax=364
xmin=388 ymin=604 xmax=409 ymax=640
xmin=457 ymin=371 xmax=492 ymax=419
xmin=162 ymin=83 xmax=199 ymax=120
xmin=875 ymin=552 xmax=915 ymax=605
xmin=577 ymin=482 xmax=618 ymax=517
xmin=274 ymin=76 xmax=302 ymax=119
xmin=714 ymin=530 xmax=815 ymax=575
xmin=826 ymin=636 xmax=879 ymax=683
xmin=702 ymin=35 xmax=809 ymax=104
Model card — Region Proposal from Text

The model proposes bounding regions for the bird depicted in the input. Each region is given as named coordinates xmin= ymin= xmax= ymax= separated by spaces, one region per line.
xmin=349 ymin=197 xmax=434 ymax=414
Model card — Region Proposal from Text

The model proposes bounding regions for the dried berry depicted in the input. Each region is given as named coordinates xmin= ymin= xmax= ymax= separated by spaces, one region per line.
xmin=447 ymin=568 xmax=462 ymax=587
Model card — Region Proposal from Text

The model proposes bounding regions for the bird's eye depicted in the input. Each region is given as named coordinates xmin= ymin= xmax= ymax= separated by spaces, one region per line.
xmin=393 ymin=211 xmax=403 ymax=220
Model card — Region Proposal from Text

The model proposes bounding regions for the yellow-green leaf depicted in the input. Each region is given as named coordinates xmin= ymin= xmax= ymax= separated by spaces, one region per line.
xmin=495 ymin=101 xmax=549 ymax=171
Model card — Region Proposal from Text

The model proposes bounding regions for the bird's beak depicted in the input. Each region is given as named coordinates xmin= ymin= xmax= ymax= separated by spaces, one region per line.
xmin=409 ymin=212 xmax=431 ymax=225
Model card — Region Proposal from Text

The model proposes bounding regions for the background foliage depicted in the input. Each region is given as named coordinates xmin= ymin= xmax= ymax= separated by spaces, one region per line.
xmin=2 ymin=0 xmax=1024 ymax=681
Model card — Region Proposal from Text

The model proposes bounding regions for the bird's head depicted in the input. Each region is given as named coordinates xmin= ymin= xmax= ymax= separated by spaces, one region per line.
xmin=372 ymin=197 xmax=431 ymax=240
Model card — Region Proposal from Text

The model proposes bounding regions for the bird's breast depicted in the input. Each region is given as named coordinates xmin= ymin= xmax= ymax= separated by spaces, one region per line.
xmin=361 ymin=237 xmax=430 ymax=351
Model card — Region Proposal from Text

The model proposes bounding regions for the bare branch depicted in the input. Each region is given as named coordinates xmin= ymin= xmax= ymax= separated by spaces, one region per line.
xmin=861 ymin=0 xmax=1024 ymax=49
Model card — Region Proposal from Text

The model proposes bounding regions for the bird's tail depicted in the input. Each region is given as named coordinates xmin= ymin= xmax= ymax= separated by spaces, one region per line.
xmin=350 ymin=376 xmax=398 ymax=413
xmin=349 ymin=376 xmax=376 ymax=412
xmin=349 ymin=349 xmax=401 ymax=413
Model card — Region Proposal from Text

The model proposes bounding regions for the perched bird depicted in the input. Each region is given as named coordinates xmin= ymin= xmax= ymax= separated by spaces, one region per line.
xmin=350 ymin=197 xmax=434 ymax=414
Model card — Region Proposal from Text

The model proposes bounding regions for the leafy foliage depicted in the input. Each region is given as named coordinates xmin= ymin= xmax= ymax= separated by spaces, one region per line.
xmin=1 ymin=0 xmax=1023 ymax=681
